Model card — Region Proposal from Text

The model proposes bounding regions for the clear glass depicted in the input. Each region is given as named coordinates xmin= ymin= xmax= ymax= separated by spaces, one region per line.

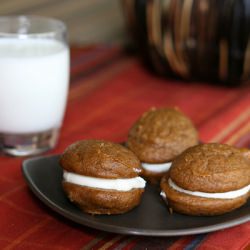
xmin=0 ymin=16 xmax=69 ymax=156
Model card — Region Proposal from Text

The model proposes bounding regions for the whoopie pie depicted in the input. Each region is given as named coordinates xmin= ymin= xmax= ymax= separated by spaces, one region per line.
xmin=160 ymin=143 xmax=250 ymax=216
xmin=60 ymin=140 xmax=146 ymax=215
xmin=127 ymin=107 xmax=199 ymax=184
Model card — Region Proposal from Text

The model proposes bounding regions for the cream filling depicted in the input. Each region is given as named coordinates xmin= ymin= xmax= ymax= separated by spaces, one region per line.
xmin=160 ymin=191 xmax=167 ymax=199
xmin=168 ymin=178 xmax=250 ymax=199
xmin=63 ymin=171 xmax=146 ymax=191
xmin=141 ymin=162 xmax=172 ymax=173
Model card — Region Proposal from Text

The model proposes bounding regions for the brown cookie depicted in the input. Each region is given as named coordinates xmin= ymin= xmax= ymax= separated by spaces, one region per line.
xmin=63 ymin=183 xmax=144 ymax=215
xmin=60 ymin=140 xmax=146 ymax=215
xmin=170 ymin=143 xmax=250 ymax=192
xmin=160 ymin=143 xmax=250 ymax=216
xmin=127 ymin=107 xmax=199 ymax=183
xmin=60 ymin=139 xmax=142 ymax=179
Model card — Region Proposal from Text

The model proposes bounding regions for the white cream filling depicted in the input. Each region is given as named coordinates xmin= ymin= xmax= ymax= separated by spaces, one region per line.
xmin=63 ymin=171 xmax=146 ymax=191
xmin=160 ymin=191 xmax=166 ymax=199
xmin=141 ymin=162 xmax=172 ymax=173
xmin=168 ymin=178 xmax=250 ymax=199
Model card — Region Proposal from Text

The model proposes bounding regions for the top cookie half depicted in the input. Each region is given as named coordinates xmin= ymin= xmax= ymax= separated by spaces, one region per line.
xmin=127 ymin=107 xmax=199 ymax=163
xmin=60 ymin=140 xmax=142 ymax=179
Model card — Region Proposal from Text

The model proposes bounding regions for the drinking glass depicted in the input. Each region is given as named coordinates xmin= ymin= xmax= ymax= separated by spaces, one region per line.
xmin=0 ymin=16 xmax=69 ymax=156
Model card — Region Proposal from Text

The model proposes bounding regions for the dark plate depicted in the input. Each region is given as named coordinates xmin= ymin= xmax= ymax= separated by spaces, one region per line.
xmin=22 ymin=155 xmax=250 ymax=236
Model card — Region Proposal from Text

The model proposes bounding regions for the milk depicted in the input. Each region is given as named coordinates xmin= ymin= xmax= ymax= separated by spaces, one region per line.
xmin=0 ymin=38 xmax=69 ymax=133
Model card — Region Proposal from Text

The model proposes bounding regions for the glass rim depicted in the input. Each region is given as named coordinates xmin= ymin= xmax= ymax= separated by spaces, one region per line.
xmin=0 ymin=15 xmax=66 ymax=38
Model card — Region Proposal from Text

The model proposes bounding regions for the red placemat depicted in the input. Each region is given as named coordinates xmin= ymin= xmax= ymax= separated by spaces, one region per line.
xmin=0 ymin=45 xmax=249 ymax=250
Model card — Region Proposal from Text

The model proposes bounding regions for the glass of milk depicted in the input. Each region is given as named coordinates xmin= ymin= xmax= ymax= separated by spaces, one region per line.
xmin=0 ymin=16 xmax=69 ymax=156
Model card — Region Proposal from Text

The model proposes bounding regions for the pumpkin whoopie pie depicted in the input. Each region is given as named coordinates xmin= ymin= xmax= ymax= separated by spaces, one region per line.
xmin=60 ymin=140 xmax=146 ymax=215
xmin=127 ymin=107 xmax=199 ymax=184
xmin=160 ymin=143 xmax=250 ymax=216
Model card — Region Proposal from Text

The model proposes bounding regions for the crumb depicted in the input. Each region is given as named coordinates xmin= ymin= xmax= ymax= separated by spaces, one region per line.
xmin=169 ymin=207 xmax=173 ymax=214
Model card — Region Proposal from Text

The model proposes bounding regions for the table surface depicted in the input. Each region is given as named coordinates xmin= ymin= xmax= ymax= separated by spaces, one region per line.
xmin=0 ymin=45 xmax=250 ymax=250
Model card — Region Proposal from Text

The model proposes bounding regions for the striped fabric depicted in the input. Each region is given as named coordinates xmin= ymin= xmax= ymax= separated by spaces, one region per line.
xmin=0 ymin=45 xmax=249 ymax=250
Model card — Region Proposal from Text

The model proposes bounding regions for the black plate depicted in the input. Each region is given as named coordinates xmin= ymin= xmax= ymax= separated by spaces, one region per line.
xmin=22 ymin=155 xmax=250 ymax=236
